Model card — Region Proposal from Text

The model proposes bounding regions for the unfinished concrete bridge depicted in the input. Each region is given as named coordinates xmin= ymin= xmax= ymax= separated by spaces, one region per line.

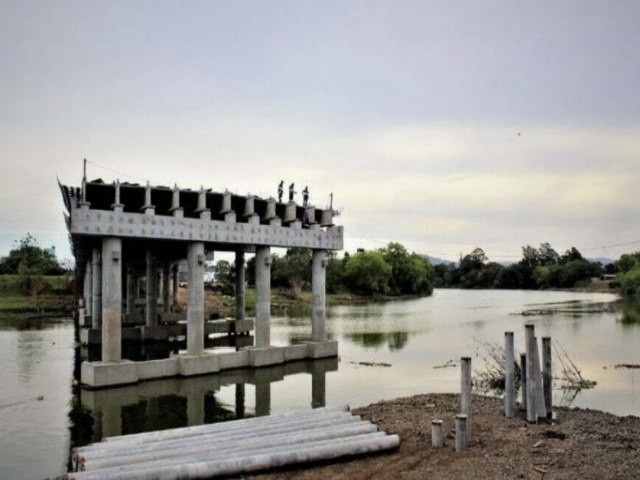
xmin=59 ymin=174 xmax=343 ymax=388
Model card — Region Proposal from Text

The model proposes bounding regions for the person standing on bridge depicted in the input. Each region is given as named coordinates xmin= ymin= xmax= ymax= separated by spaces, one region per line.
xmin=277 ymin=180 xmax=284 ymax=202
xmin=288 ymin=182 xmax=296 ymax=202
xmin=302 ymin=186 xmax=309 ymax=207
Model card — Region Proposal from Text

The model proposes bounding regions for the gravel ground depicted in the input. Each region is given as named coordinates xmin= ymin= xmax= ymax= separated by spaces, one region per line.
xmin=246 ymin=393 xmax=640 ymax=480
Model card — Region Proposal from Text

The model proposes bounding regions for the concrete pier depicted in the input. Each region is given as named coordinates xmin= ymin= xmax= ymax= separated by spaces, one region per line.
xmin=101 ymin=237 xmax=122 ymax=362
xmin=311 ymin=250 xmax=327 ymax=341
xmin=187 ymin=242 xmax=205 ymax=356
xmin=235 ymin=251 xmax=245 ymax=321
xmin=91 ymin=248 xmax=102 ymax=329
xmin=255 ymin=246 xmax=271 ymax=348
xmin=60 ymin=176 xmax=343 ymax=388
xmin=504 ymin=331 xmax=515 ymax=418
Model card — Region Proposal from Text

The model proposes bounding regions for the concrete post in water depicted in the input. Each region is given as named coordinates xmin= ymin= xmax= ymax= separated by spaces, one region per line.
xmin=91 ymin=247 xmax=102 ymax=329
xmin=235 ymin=383 xmax=245 ymax=418
xmin=311 ymin=250 xmax=327 ymax=341
xmin=187 ymin=242 xmax=205 ymax=355
xmin=255 ymin=381 xmax=271 ymax=417
xmin=235 ymin=251 xmax=245 ymax=321
xmin=520 ymin=353 xmax=527 ymax=412
xmin=145 ymin=250 xmax=158 ymax=327
xmin=255 ymin=246 xmax=271 ymax=347
xmin=542 ymin=336 xmax=552 ymax=419
xmin=311 ymin=365 xmax=326 ymax=409
xmin=162 ymin=262 xmax=170 ymax=313
xmin=504 ymin=331 xmax=515 ymax=418
xmin=460 ymin=356 xmax=472 ymax=441
xmin=431 ymin=419 xmax=444 ymax=448
xmin=126 ymin=264 xmax=136 ymax=316
xmin=171 ymin=264 xmax=179 ymax=309
xmin=101 ymin=237 xmax=122 ymax=362
xmin=455 ymin=414 xmax=468 ymax=452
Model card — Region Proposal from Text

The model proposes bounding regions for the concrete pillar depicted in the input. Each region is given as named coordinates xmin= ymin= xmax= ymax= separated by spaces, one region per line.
xmin=235 ymin=251 xmax=245 ymax=321
xmin=504 ymin=331 xmax=515 ymax=418
xmin=101 ymin=237 xmax=122 ymax=362
xmin=431 ymin=419 xmax=444 ymax=448
xmin=145 ymin=250 xmax=158 ymax=327
xmin=125 ymin=264 xmax=136 ymax=316
xmin=187 ymin=242 xmax=205 ymax=356
xmin=255 ymin=246 xmax=271 ymax=348
xmin=520 ymin=353 xmax=527 ymax=412
xmin=542 ymin=337 xmax=553 ymax=419
xmin=162 ymin=262 xmax=170 ymax=313
xmin=455 ymin=414 xmax=468 ymax=452
xmin=311 ymin=250 xmax=327 ymax=342
xmin=172 ymin=264 xmax=179 ymax=309
xmin=84 ymin=257 xmax=93 ymax=316
xmin=91 ymin=247 xmax=102 ymax=329
xmin=460 ymin=356 xmax=472 ymax=442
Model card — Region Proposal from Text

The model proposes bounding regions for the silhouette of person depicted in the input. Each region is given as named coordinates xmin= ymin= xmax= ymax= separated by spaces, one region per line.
xmin=302 ymin=186 xmax=309 ymax=207
xmin=277 ymin=180 xmax=283 ymax=202
xmin=288 ymin=182 xmax=295 ymax=202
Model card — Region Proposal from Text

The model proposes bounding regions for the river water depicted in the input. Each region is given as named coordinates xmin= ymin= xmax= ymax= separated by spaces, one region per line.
xmin=0 ymin=289 xmax=638 ymax=479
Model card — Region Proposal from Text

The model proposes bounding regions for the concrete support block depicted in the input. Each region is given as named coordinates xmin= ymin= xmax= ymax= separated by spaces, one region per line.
xmin=102 ymin=237 xmax=122 ymax=362
xmin=216 ymin=350 xmax=250 ymax=370
xmin=220 ymin=192 xmax=232 ymax=213
xmin=284 ymin=202 xmax=296 ymax=223
xmin=306 ymin=340 xmax=338 ymax=359
xmin=269 ymin=218 xmax=282 ymax=227
xmin=455 ymin=414 xmax=468 ymax=452
xmin=460 ymin=357 xmax=472 ymax=442
xmin=247 ymin=214 xmax=260 ymax=225
xmin=137 ymin=358 xmax=179 ymax=381
xmin=224 ymin=211 xmax=236 ymax=223
xmin=283 ymin=344 xmax=308 ymax=361
xmin=264 ymin=198 xmax=276 ymax=220
xmin=187 ymin=242 xmax=205 ymax=356
xmin=178 ymin=354 xmax=221 ymax=376
xmin=81 ymin=360 xmax=139 ymax=388
xmin=247 ymin=347 xmax=285 ymax=367
xmin=311 ymin=250 xmax=327 ymax=342
xmin=243 ymin=196 xmax=255 ymax=217
xmin=289 ymin=220 xmax=302 ymax=229
xmin=504 ymin=331 xmax=515 ymax=418
xmin=320 ymin=209 xmax=334 ymax=227
xmin=431 ymin=419 xmax=444 ymax=448
xmin=255 ymin=246 xmax=271 ymax=348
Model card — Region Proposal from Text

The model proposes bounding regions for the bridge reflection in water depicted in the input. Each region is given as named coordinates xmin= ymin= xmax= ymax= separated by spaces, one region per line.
xmin=71 ymin=344 xmax=337 ymax=445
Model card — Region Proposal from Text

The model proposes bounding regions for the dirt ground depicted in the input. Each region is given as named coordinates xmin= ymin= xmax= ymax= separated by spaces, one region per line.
xmin=245 ymin=394 xmax=640 ymax=480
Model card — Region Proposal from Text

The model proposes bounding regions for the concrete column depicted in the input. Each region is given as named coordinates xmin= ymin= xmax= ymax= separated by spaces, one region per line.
xmin=431 ymin=419 xmax=444 ymax=448
xmin=255 ymin=246 xmax=271 ymax=348
xmin=460 ymin=356 xmax=472 ymax=442
xmin=187 ymin=242 xmax=205 ymax=355
xmin=542 ymin=336 xmax=553 ymax=419
xmin=520 ymin=353 xmax=527 ymax=412
xmin=162 ymin=262 xmax=170 ymax=313
xmin=85 ymin=259 xmax=93 ymax=316
xmin=126 ymin=264 xmax=136 ymax=316
xmin=145 ymin=250 xmax=158 ymax=327
xmin=235 ymin=251 xmax=246 ymax=321
xmin=455 ymin=414 xmax=468 ymax=452
xmin=101 ymin=237 xmax=122 ymax=362
xmin=91 ymin=247 xmax=102 ymax=329
xmin=504 ymin=331 xmax=515 ymax=418
xmin=311 ymin=250 xmax=327 ymax=341
xmin=172 ymin=264 xmax=179 ymax=309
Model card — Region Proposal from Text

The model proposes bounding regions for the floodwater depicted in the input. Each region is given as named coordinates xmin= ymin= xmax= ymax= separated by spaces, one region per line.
xmin=0 ymin=289 xmax=639 ymax=479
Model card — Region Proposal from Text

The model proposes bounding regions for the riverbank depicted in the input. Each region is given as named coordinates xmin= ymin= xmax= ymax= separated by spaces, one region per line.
xmin=248 ymin=393 xmax=640 ymax=480
xmin=0 ymin=274 xmax=74 ymax=318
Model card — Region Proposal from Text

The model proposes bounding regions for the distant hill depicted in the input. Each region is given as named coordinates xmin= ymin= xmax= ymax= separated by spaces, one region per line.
xmin=423 ymin=255 xmax=454 ymax=266
xmin=588 ymin=257 xmax=615 ymax=265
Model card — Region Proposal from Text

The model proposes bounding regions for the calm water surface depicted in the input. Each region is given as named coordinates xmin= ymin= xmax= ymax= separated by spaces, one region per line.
xmin=0 ymin=289 xmax=638 ymax=479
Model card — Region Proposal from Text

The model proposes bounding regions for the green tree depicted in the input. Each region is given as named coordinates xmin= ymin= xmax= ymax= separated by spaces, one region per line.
xmin=213 ymin=260 xmax=235 ymax=295
xmin=344 ymin=251 xmax=392 ymax=295
xmin=0 ymin=234 xmax=63 ymax=275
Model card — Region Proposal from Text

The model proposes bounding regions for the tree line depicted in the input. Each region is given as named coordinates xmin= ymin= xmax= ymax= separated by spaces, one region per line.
xmin=433 ymin=243 xmax=611 ymax=290
xmin=211 ymin=242 xmax=436 ymax=297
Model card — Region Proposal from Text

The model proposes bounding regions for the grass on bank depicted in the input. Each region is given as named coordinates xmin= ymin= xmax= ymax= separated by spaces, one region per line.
xmin=0 ymin=274 xmax=74 ymax=315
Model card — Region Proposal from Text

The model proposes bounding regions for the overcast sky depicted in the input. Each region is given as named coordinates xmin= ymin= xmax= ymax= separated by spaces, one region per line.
xmin=1 ymin=0 xmax=639 ymax=263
